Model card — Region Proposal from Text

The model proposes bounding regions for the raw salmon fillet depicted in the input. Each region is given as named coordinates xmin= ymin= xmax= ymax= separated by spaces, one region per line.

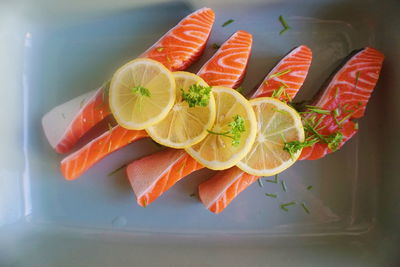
xmin=42 ymin=7 xmax=215 ymax=154
xmin=200 ymin=47 xmax=384 ymax=214
xmin=299 ymin=47 xmax=384 ymax=160
xmin=127 ymin=45 xmax=310 ymax=207
xmin=61 ymin=30 xmax=253 ymax=180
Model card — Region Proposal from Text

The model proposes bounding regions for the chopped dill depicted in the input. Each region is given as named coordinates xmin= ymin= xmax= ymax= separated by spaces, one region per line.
xmin=278 ymin=15 xmax=291 ymax=35
xmin=222 ymin=19 xmax=234 ymax=27
xmin=280 ymin=201 xmax=296 ymax=211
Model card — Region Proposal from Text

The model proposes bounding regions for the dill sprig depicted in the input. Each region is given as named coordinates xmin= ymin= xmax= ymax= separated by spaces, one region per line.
xmin=300 ymin=112 xmax=345 ymax=152
xmin=302 ymin=105 xmax=331 ymax=115
xmin=222 ymin=19 xmax=234 ymax=27
xmin=236 ymin=86 xmax=245 ymax=95
xmin=301 ymin=202 xmax=310 ymax=214
xmin=265 ymin=174 xmax=279 ymax=183
xmin=280 ymin=201 xmax=296 ymax=211
xmin=181 ymin=84 xmax=212 ymax=108
xmin=325 ymin=131 xmax=343 ymax=151
xmin=269 ymin=69 xmax=292 ymax=79
xmin=107 ymin=164 xmax=127 ymax=176
xmin=212 ymin=43 xmax=221 ymax=49
xmin=354 ymin=71 xmax=361 ymax=88
xmin=265 ymin=193 xmax=277 ymax=198
xmin=281 ymin=180 xmax=287 ymax=192
xmin=278 ymin=15 xmax=291 ymax=35
xmin=207 ymin=115 xmax=246 ymax=147
xmin=107 ymin=123 xmax=113 ymax=133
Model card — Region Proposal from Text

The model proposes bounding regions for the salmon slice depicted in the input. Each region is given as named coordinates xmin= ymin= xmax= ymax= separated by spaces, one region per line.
xmin=299 ymin=47 xmax=384 ymax=160
xmin=127 ymin=45 xmax=310 ymax=207
xmin=199 ymin=167 xmax=258 ymax=214
xmin=126 ymin=32 xmax=253 ymax=206
xmin=198 ymin=46 xmax=313 ymax=213
xmin=61 ymin=30 xmax=253 ymax=180
xmin=200 ymin=47 xmax=385 ymax=214
xmin=197 ymin=30 xmax=252 ymax=88
xmin=42 ymin=7 xmax=215 ymax=154
xmin=61 ymin=128 xmax=148 ymax=180
xmin=127 ymin=150 xmax=202 ymax=207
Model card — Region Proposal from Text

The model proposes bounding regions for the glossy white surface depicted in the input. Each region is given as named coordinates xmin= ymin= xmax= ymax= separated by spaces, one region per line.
xmin=0 ymin=0 xmax=399 ymax=266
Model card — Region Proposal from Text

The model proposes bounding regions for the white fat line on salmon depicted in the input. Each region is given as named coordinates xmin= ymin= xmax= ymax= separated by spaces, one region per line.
xmin=334 ymin=81 xmax=374 ymax=92
xmin=136 ymin=152 xmax=187 ymax=199
xmin=198 ymin=70 xmax=238 ymax=77
xmin=183 ymin=30 xmax=209 ymax=38
xmin=209 ymin=170 xmax=246 ymax=209
xmin=217 ymin=58 xmax=248 ymax=71
xmin=169 ymin=34 xmax=204 ymax=46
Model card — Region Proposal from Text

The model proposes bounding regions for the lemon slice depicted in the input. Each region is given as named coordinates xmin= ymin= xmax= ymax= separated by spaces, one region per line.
xmin=236 ymin=97 xmax=304 ymax=176
xmin=109 ymin=58 xmax=175 ymax=130
xmin=146 ymin=72 xmax=216 ymax=148
xmin=186 ymin=86 xmax=257 ymax=170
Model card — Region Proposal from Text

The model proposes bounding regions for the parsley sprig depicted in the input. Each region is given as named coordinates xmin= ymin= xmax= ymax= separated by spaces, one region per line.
xmin=131 ymin=86 xmax=151 ymax=112
xmin=181 ymin=84 xmax=212 ymax=107
xmin=207 ymin=115 xmax=246 ymax=147
xmin=131 ymin=86 xmax=151 ymax=97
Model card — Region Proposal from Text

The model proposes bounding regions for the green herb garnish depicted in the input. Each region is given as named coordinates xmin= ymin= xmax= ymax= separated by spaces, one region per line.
xmin=281 ymin=180 xmax=287 ymax=192
xmin=332 ymin=108 xmax=341 ymax=126
xmin=132 ymin=86 xmax=151 ymax=112
xmin=257 ymin=179 xmax=264 ymax=188
xmin=156 ymin=47 xmax=164 ymax=52
xmin=131 ymin=86 xmax=151 ymax=97
xmin=280 ymin=201 xmax=296 ymax=211
xmin=142 ymin=199 xmax=147 ymax=208
xmin=273 ymin=108 xmax=290 ymax=115
xmin=266 ymin=174 xmax=279 ymax=183
xmin=108 ymin=123 xmax=113 ymax=133
xmin=306 ymin=185 xmax=313 ymax=190
xmin=334 ymin=87 xmax=340 ymax=99
xmin=212 ymin=43 xmax=221 ymax=49
xmin=181 ymin=84 xmax=212 ymax=107
xmin=207 ymin=115 xmax=246 ymax=147
xmin=283 ymin=139 xmax=318 ymax=159
xmin=354 ymin=71 xmax=361 ymax=88
xmin=303 ymin=105 xmax=331 ymax=115
xmin=326 ymin=131 xmax=343 ymax=151
xmin=236 ymin=86 xmax=245 ymax=95
xmin=269 ymin=69 xmax=292 ymax=79
xmin=107 ymin=164 xmax=127 ymax=176
xmin=278 ymin=15 xmax=291 ymax=35
xmin=265 ymin=193 xmax=277 ymax=198
xmin=222 ymin=19 xmax=234 ymax=27
xmin=301 ymin=202 xmax=310 ymax=214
